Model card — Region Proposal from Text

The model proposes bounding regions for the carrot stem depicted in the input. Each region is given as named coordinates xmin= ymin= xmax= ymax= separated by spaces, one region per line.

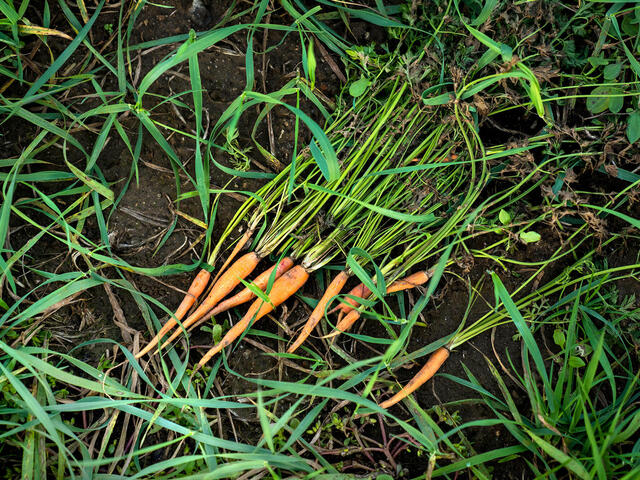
xmin=135 ymin=268 xmax=210 ymax=359
xmin=196 ymin=265 xmax=309 ymax=367
xmin=288 ymin=270 xmax=349 ymax=353
xmin=379 ymin=346 xmax=450 ymax=409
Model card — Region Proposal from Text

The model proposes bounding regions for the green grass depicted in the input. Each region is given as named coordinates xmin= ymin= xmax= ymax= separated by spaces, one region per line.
xmin=1 ymin=0 xmax=640 ymax=478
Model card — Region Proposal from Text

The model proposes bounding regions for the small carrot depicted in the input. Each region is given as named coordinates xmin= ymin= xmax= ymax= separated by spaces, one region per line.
xmin=386 ymin=269 xmax=432 ymax=293
xmin=135 ymin=268 xmax=210 ymax=358
xmin=379 ymin=346 xmax=450 ymax=409
xmin=138 ymin=251 xmax=262 ymax=358
xmin=211 ymin=227 xmax=254 ymax=284
xmin=330 ymin=269 xmax=433 ymax=337
xmin=288 ymin=270 xmax=349 ymax=353
xmin=329 ymin=283 xmax=372 ymax=315
xmin=161 ymin=257 xmax=294 ymax=348
xmin=197 ymin=265 xmax=310 ymax=368
xmin=329 ymin=269 xmax=431 ymax=316
xmin=334 ymin=307 xmax=361 ymax=333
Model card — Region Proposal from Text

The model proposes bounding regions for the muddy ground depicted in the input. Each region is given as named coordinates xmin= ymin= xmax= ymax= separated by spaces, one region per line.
xmin=3 ymin=1 xmax=639 ymax=478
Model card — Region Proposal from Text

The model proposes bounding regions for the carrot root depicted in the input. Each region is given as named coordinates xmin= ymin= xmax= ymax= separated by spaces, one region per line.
xmin=135 ymin=267 xmax=210 ymax=359
xmin=197 ymin=265 xmax=310 ymax=367
xmin=386 ymin=269 xmax=432 ymax=294
xmin=329 ymin=283 xmax=371 ymax=315
xmin=162 ymin=257 xmax=294 ymax=349
xmin=330 ymin=268 xmax=433 ymax=317
xmin=379 ymin=347 xmax=450 ymax=409
xmin=334 ymin=308 xmax=361 ymax=333
xmin=144 ymin=251 xmax=261 ymax=356
xmin=211 ymin=226 xmax=255 ymax=284
xmin=288 ymin=270 xmax=349 ymax=353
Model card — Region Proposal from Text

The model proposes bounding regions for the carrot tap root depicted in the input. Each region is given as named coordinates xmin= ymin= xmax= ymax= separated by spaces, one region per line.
xmin=151 ymin=251 xmax=261 ymax=354
xmin=379 ymin=346 xmax=450 ymax=409
xmin=288 ymin=270 xmax=349 ymax=353
xmin=161 ymin=257 xmax=294 ymax=349
xmin=135 ymin=267 xmax=211 ymax=359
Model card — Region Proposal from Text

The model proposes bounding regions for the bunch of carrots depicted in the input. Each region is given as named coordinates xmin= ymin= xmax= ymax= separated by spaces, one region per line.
xmin=135 ymin=78 xmax=487 ymax=408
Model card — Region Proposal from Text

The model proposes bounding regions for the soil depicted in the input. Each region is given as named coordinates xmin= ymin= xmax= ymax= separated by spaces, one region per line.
xmin=2 ymin=1 xmax=639 ymax=479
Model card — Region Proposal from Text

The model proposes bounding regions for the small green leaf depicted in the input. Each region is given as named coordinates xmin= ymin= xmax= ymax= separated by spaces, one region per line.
xmin=212 ymin=324 xmax=222 ymax=344
xmin=608 ymin=88 xmax=623 ymax=113
xmin=520 ymin=231 xmax=541 ymax=244
xmin=586 ymin=86 xmax=611 ymax=114
xmin=627 ymin=111 xmax=640 ymax=143
xmin=568 ymin=356 xmax=585 ymax=368
xmin=307 ymin=37 xmax=316 ymax=90
xmin=588 ymin=56 xmax=609 ymax=68
xmin=553 ymin=328 xmax=566 ymax=348
xmin=349 ymin=77 xmax=371 ymax=97
xmin=498 ymin=209 xmax=511 ymax=225
xmin=422 ymin=91 xmax=452 ymax=106
xmin=603 ymin=62 xmax=622 ymax=80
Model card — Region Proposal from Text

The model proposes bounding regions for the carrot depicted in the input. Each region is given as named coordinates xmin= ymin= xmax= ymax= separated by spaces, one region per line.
xmin=329 ymin=269 xmax=433 ymax=338
xmin=135 ymin=268 xmax=210 ymax=358
xmin=137 ymin=251 xmax=261 ymax=358
xmin=211 ymin=227 xmax=255 ymax=284
xmin=379 ymin=346 xmax=450 ymax=409
xmin=334 ymin=308 xmax=361 ymax=333
xmin=287 ymin=270 xmax=349 ymax=353
xmin=329 ymin=283 xmax=371 ymax=315
xmin=161 ymin=257 xmax=294 ymax=348
xmin=386 ymin=269 xmax=431 ymax=293
xmin=330 ymin=269 xmax=432 ymax=316
xmin=196 ymin=265 xmax=310 ymax=368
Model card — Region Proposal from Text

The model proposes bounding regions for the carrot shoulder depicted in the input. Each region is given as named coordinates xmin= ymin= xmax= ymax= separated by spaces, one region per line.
xmin=135 ymin=268 xmax=210 ymax=358
xmin=379 ymin=346 xmax=450 ymax=409
xmin=288 ymin=270 xmax=349 ymax=353
xmin=197 ymin=265 xmax=309 ymax=367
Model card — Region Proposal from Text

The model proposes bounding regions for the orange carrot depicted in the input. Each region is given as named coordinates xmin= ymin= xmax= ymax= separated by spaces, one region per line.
xmin=330 ymin=269 xmax=432 ymax=316
xmin=386 ymin=269 xmax=431 ymax=293
xmin=287 ymin=270 xmax=349 ymax=353
xmin=162 ymin=257 xmax=294 ymax=347
xmin=334 ymin=308 xmax=361 ymax=333
xmin=137 ymin=251 xmax=261 ymax=358
xmin=135 ymin=268 xmax=210 ymax=358
xmin=211 ymin=227 xmax=254 ymax=284
xmin=330 ymin=269 xmax=433 ymax=337
xmin=197 ymin=265 xmax=310 ymax=367
xmin=329 ymin=283 xmax=372 ymax=315
xmin=379 ymin=347 xmax=450 ymax=409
